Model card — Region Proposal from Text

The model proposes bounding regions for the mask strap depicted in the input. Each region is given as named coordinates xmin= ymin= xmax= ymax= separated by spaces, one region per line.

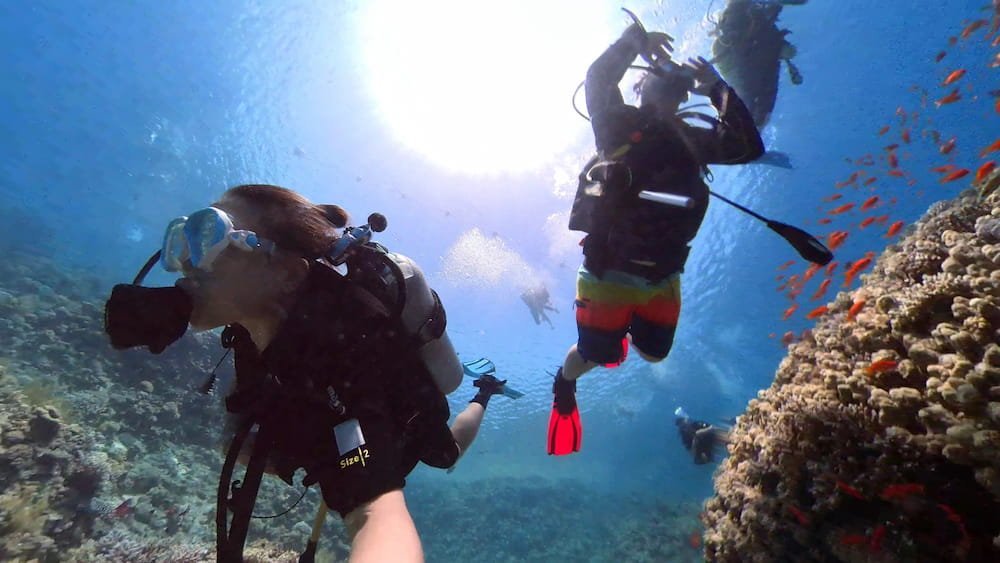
xmin=133 ymin=251 xmax=162 ymax=285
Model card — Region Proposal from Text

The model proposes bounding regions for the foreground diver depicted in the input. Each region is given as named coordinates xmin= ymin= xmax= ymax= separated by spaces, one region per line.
xmin=104 ymin=184 xmax=510 ymax=562
xmin=520 ymin=285 xmax=559 ymax=328
xmin=548 ymin=22 xmax=764 ymax=455
xmin=709 ymin=0 xmax=806 ymax=128
xmin=674 ymin=407 xmax=731 ymax=465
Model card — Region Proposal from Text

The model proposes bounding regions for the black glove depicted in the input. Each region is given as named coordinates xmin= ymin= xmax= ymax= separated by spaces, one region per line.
xmin=470 ymin=374 xmax=507 ymax=408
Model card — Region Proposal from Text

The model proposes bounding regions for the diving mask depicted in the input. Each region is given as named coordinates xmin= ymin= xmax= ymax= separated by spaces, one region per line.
xmin=160 ymin=207 xmax=273 ymax=273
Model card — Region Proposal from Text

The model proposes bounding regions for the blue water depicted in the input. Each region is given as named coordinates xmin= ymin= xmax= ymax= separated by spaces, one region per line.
xmin=1 ymin=0 xmax=996 ymax=560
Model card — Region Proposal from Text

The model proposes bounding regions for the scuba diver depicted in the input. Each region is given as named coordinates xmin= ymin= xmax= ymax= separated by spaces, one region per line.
xmin=104 ymin=184 xmax=512 ymax=562
xmin=548 ymin=19 xmax=764 ymax=456
xmin=709 ymin=0 xmax=806 ymax=128
xmin=674 ymin=407 xmax=731 ymax=465
xmin=520 ymin=285 xmax=559 ymax=328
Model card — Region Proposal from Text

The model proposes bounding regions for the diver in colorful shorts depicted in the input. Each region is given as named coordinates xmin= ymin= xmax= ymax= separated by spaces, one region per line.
xmin=104 ymin=184 xmax=513 ymax=562
xmin=547 ymin=21 xmax=764 ymax=455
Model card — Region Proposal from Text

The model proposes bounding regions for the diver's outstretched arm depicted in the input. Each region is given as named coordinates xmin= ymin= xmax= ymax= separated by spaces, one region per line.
xmin=689 ymin=79 xmax=765 ymax=165
xmin=585 ymin=24 xmax=646 ymax=150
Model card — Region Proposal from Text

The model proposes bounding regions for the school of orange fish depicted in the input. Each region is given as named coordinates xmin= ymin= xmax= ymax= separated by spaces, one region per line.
xmin=769 ymin=13 xmax=1000 ymax=345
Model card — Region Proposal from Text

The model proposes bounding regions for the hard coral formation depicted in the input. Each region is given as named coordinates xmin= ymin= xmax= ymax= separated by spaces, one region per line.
xmin=705 ymin=190 xmax=1000 ymax=561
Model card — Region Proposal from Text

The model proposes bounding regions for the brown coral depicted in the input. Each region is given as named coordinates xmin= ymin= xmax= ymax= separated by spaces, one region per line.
xmin=704 ymin=191 xmax=1000 ymax=561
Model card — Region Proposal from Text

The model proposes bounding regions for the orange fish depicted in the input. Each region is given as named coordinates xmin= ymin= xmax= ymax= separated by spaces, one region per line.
xmin=836 ymin=481 xmax=866 ymax=500
xmin=829 ymin=203 xmax=855 ymax=215
xmin=688 ymin=532 xmax=702 ymax=549
xmin=935 ymin=88 xmax=961 ymax=107
xmin=976 ymin=161 xmax=996 ymax=184
xmin=880 ymin=483 xmax=924 ymax=500
xmin=935 ymin=50 xmax=947 ymax=62
xmin=817 ymin=217 xmax=832 ymax=225
xmin=828 ymin=232 xmax=849 ymax=251
xmin=806 ymin=305 xmax=829 ymax=320
xmin=823 ymin=193 xmax=843 ymax=202
xmin=887 ymin=152 xmax=899 ymax=168
xmin=802 ymin=263 xmax=823 ymax=283
xmin=980 ymin=139 xmax=1000 ymax=157
xmin=810 ymin=279 xmax=831 ymax=301
xmin=901 ymin=128 xmax=911 ymax=144
xmin=948 ymin=35 xmax=958 ymax=45
xmin=961 ymin=19 xmax=988 ymax=38
xmin=787 ymin=505 xmax=809 ymax=526
xmin=886 ymin=220 xmax=904 ymax=237
xmin=939 ymin=137 xmax=957 ymax=154
xmin=870 ymin=525 xmax=886 ymax=552
xmin=846 ymin=299 xmax=865 ymax=321
xmin=825 ymin=261 xmax=839 ymax=276
xmin=875 ymin=214 xmax=890 ymax=225
xmin=884 ymin=143 xmax=899 ymax=151
xmin=877 ymin=125 xmax=890 ymax=135
xmin=942 ymin=68 xmax=966 ymax=86
xmin=996 ymin=98 xmax=1000 ymax=115
xmin=940 ymin=168 xmax=970 ymax=183
xmin=866 ymin=359 xmax=898 ymax=375
xmin=835 ymin=172 xmax=859 ymax=188
xmin=782 ymin=303 xmax=799 ymax=320
xmin=860 ymin=196 xmax=880 ymax=210
xmin=887 ymin=169 xmax=906 ymax=178
xmin=843 ymin=258 xmax=872 ymax=287
xmin=859 ymin=216 xmax=877 ymax=228
xmin=863 ymin=177 xmax=877 ymax=186
xmin=840 ymin=534 xmax=868 ymax=546
xmin=933 ymin=164 xmax=957 ymax=173
xmin=777 ymin=259 xmax=795 ymax=271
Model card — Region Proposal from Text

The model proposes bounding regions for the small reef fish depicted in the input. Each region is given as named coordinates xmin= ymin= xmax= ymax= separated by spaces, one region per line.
xmin=777 ymin=259 xmax=796 ymax=271
xmin=939 ymin=137 xmax=957 ymax=154
xmin=935 ymin=88 xmax=961 ymax=107
xmin=877 ymin=125 xmax=890 ymax=135
xmin=847 ymin=299 xmax=866 ymax=321
xmin=802 ymin=263 xmax=822 ymax=283
xmin=863 ymin=177 xmax=878 ymax=186
xmin=976 ymin=161 xmax=997 ymax=184
xmin=835 ymin=172 xmax=860 ymax=187
xmin=879 ymin=483 xmax=925 ymax=500
xmin=688 ymin=532 xmax=702 ymax=549
xmin=860 ymin=216 xmax=877 ymax=228
xmin=866 ymin=359 xmax=898 ymax=375
xmin=935 ymin=50 xmax=947 ymax=62
xmin=939 ymin=168 xmax=970 ymax=183
xmin=787 ymin=505 xmax=810 ymax=526
xmin=901 ymin=128 xmax=911 ymax=144
xmin=875 ymin=215 xmax=890 ymax=225
xmin=823 ymin=193 xmax=843 ymax=202
xmin=887 ymin=152 xmax=899 ymax=168
xmin=887 ymin=169 xmax=906 ymax=178
xmin=840 ymin=534 xmax=868 ymax=546
xmin=817 ymin=217 xmax=832 ymax=225
xmin=835 ymin=480 xmax=866 ymax=500
xmin=825 ymin=261 xmax=839 ymax=276
xmin=826 ymin=231 xmax=849 ymax=250
xmin=811 ymin=279 xmax=831 ymax=301
xmin=860 ymin=196 xmax=880 ymax=210
xmin=843 ymin=258 xmax=872 ymax=286
xmin=829 ymin=203 xmax=855 ymax=215
xmin=980 ymin=138 xmax=1000 ymax=157
xmin=933 ymin=164 xmax=957 ymax=173
xmin=886 ymin=220 xmax=904 ymax=237
xmin=960 ymin=19 xmax=988 ymax=38
xmin=884 ymin=143 xmax=899 ymax=151
xmin=941 ymin=68 xmax=966 ymax=86
xmin=870 ymin=525 xmax=886 ymax=552
xmin=806 ymin=305 xmax=829 ymax=319
xmin=782 ymin=303 xmax=799 ymax=320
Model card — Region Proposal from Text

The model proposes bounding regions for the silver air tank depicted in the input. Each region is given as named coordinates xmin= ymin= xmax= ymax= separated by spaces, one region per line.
xmin=387 ymin=252 xmax=463 ymax=395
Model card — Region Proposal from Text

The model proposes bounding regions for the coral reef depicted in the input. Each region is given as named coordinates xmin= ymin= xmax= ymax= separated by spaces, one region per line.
xmin=703 ymin=190 xmax=1000 ymax=561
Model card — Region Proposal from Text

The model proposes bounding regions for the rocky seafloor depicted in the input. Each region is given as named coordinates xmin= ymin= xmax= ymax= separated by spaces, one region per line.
xmin=704 ymin=183 xmax=1000 ymax=561
xmin=0 ymin=204 xmax=703 ymax=562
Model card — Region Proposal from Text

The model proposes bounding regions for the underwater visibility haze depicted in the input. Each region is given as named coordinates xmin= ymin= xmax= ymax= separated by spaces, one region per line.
xmin=2 ymin=0 xmax=1000 ymax=561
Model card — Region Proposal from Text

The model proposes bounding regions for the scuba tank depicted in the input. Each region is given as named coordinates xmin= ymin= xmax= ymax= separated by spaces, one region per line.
xmin=329 ymin=213 xmax=462 ymax=395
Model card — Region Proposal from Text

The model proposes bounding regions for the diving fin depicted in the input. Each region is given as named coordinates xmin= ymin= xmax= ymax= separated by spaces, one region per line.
xmin=752 ymin=150 xmax=793 ymax=169
xmin=547 ymin=371 xmax=581 ymax=455
xmin=462 ymin=358 xmax=524 ymax=399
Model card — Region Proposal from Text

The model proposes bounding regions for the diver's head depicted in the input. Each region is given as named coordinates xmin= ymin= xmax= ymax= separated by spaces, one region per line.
xmin=638 ymin=66 xmax=694 ymax=119
xmin=170 ymin=184 xmax=348 ymax=333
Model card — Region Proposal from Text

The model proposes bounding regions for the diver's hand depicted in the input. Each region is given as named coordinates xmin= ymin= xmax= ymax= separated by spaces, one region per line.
xmin=683 ymin=57 xmax=723 ymax=96
xmin=644 ymin=31 xmax=675 ymax=67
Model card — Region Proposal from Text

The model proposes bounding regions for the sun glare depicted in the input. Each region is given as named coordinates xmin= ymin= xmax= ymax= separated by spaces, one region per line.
xmin=358 ymin=0 xmax=612 ymax=175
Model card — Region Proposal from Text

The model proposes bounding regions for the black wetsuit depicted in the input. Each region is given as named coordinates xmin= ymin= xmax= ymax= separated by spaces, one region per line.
xmin=578 ymin=29 xmax=764 ymax=281
xmin=676 ymin=418 xmax=716 ymax=464
xmin=225 ymin=263 xmax=457 ymax=517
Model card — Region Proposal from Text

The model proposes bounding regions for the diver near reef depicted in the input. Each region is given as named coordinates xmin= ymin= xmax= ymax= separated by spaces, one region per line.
xmin=709 ymin=0 xmax=806 ymax=129
xmin=103 ymin=184 xmax=514 ymax=562
xmin=521 ymin=285 xmax=559 ymax=328
xmin=674 ymin=407 xmax=731 ymax=465
xmin=547 ymin=17 xmax=765 ymax=456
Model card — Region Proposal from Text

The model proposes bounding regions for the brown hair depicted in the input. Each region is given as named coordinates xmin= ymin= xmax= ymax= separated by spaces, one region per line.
xmin=220 ymin=184 xmax=348 ymax=258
